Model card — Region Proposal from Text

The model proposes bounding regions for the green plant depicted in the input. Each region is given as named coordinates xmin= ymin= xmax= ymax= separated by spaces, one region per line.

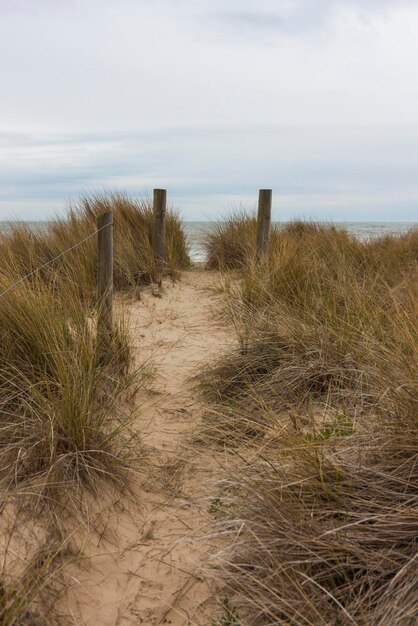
xmin=211 ymin=597 xmax=240 ymax=626
xmin=208 ymin=497 xmax=231 ymax=516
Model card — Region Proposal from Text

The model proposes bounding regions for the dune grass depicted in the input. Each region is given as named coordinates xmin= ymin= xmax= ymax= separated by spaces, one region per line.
xmin=202 ymin=211 xmax=277 ymax=270
xmin=199 ymin=210 xmax=272 ymax=270
xmin=0 ymin=273 xmax=145 ymax=509
xmin=0 ymin=192 xmax=190 ymax=303
xmin=201 ymin=217 xmax=418 ymax=624
xmin=0 ymin=190 xmax=190 ymax=499
xmin=0 ymin=193 xmax=173 ymax=621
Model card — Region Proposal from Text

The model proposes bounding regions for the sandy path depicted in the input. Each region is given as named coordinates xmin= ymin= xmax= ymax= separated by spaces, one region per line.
xmin=64 ymin=270 xmax=232 ymax=626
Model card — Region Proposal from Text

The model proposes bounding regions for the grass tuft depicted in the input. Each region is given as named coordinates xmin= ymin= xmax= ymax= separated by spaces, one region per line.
xmin=0 ymin=192 xmax=169 ymax=621
xmin=200 ymin=218 xmax=418 ymax=624
xmin=0 ymin=192 xmax=190 ymax=302
xmin=0 ymin=276 xmax=142 ymax=503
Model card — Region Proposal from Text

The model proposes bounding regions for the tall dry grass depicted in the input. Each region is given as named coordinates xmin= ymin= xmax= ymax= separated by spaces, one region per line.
xmin=0 ymin=193 xmax=170 ymax=621
xmin=0 ymin=275 xmax=143 ymax=504
xmin=0 ymin=192 xmax=190 ymax=303
xmin=203 ymin=211 xmax=279 ymax=270
xmin=201 ymin=218 xmax=418 ymax=624
xmin=0 ymin=190 xmax=189 ymax=497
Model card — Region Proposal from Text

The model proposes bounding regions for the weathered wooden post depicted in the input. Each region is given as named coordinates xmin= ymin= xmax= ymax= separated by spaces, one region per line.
xmin=256 ymin=189 xmax=272 ymax=259
xmin=153 ymin=188 xmax=166 ymax=281
xmin=97 ymin=211 xmax=113 ymax=349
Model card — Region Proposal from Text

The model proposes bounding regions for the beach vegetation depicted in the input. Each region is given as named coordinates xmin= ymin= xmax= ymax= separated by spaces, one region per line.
xmin=201 ymin=216 xmax=418 ymax=625
xmin=0 ymin=192 xmax=190 ymax=303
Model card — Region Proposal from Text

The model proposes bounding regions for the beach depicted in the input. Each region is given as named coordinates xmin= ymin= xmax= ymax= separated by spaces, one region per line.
xmin=0 ymin=204 xmax=417 ymax=625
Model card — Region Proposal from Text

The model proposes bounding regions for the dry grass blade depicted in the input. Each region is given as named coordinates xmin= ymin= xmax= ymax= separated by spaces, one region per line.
xmin=0 ymin=192 xmax=190 ymax=302
xmin=200 ymin=219 xmax=418 ymax=625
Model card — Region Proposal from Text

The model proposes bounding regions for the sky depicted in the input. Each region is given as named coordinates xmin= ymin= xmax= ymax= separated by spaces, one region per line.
xmin=1 ymin=0 xmax=418 ymax=221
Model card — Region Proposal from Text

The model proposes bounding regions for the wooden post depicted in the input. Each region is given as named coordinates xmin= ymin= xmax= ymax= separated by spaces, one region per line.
xmin=153 ymin=189 xmax=166 ymax=278
xmin=97 ymin=212 xmax=113 ymax=347
xmin=256 ymin=189 xmax=272 ymax=259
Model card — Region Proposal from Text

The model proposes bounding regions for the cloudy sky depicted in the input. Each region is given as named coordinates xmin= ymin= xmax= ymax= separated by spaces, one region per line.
xmin=1 ymin=0 xmax=418 ymax=221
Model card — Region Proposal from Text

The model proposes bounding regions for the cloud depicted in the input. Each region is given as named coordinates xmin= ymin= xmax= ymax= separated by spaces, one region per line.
xmin=203 ymin=0 xmax=416 ymax=37
xmin=1 ymin=127 xmax=418 ymax=221
xmin=1 ymin=0 xmax=413 ymax=26
xmin=0 ymin=0 xmax=417 ymax=221
xmin=0 ymin=0 xmax=78 ymax=16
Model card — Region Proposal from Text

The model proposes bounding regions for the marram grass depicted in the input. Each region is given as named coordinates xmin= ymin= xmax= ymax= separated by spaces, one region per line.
xmin=201 ymin=217 xmax=418 ymax=625
xmin=0 ymin=193 xmax=162 ymax=622
xmin=0 ymin=276 xmax=142 ymax=501
xmin=0 ymin=192 xmax=190 ymax=303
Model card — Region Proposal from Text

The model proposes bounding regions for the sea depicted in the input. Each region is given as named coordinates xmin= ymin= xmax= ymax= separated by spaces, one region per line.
xmin=1 ymin=221 xmax=417 ymax=263
xmin=185 ymin=222 xmax=417 ymax=262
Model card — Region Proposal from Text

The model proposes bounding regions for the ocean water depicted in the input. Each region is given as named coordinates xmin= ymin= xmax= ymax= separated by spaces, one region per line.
xmin=1 ymin=220 xmax=416 ymax=263
xmin=184 ymin=221 xmax=418 ymax=262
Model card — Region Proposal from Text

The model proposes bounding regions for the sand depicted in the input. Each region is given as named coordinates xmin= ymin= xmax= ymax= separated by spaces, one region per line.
xmin=62 ymin=270 xmax=233 ymax=625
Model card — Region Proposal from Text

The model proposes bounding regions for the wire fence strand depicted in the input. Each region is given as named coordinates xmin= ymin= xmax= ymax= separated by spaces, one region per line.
xmin=0 ymin=223 xmax=108 ymax=300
